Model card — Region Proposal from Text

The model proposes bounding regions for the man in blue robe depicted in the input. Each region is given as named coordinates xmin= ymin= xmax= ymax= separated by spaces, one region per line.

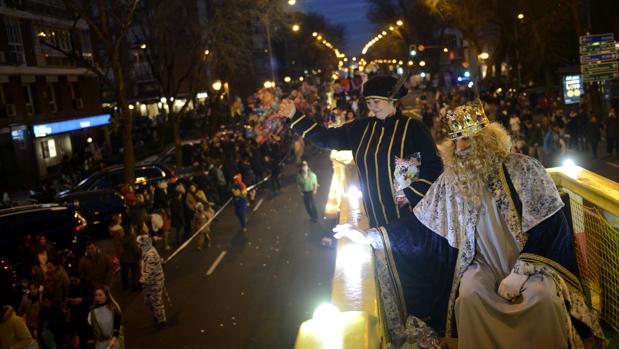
xmin=336 ymin=100 xmax=605 ymax=348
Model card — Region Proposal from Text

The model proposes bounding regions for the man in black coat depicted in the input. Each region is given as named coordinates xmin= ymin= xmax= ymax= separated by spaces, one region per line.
xmin=280 ymin=75 xmax=442 ymax=228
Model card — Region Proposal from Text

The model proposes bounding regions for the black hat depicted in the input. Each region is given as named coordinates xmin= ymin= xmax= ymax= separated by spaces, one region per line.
xmin=362 ymin=75 xmax=407 ymax=101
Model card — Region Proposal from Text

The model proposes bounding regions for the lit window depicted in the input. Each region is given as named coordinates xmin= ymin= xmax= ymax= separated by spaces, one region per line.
xmin=41 ymin=139 xmax=57 ymax=159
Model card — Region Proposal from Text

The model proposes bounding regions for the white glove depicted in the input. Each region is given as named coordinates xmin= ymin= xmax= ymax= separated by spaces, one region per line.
xmin=498 ymin=272 xmax=529 ymax=301
xmin=332 ymin=224 xmax=369 ymax=245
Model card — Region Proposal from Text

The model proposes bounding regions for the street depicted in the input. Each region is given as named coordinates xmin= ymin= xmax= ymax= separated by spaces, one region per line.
xmin=116 ymin=149 xmax=335 ymax=348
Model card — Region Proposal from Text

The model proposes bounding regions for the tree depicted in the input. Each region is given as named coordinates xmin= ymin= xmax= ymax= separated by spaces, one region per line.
xmin=56 ymin=0 xmax=139 ymax=184
xmin=134 ymin=0 xmax=209 ymax=166
xmin=271 ymin=11 xmax=346 ymax=80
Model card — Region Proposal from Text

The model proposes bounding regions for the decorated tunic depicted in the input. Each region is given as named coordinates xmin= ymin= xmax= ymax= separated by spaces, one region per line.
xmin=289 ymin=111 xmax=442 ymax=228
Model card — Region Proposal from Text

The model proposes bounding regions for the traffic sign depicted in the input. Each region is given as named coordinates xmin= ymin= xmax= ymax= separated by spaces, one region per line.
xmin=582 ymin=71 xmax=618 ymax=82
xmin=580 ymin=52 xmax=617 ymax=64
xmin=579 ymin=33 xmax=614 ymax=45
xmin=580 ymin=42 xmax=615 ymax=54
xmin=581 ymin=62 xmax=618 ymax=74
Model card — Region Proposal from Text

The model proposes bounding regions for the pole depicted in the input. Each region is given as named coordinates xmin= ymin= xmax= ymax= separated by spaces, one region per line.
xmin=265 ymin=14 xmax=276 ymax=83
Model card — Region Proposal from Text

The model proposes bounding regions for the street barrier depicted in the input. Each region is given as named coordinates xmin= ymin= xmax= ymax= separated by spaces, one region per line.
xmin=295 ymin=155 xmax=619 ymax=348
xmin=164 ymin=176 xmax=270 ymax=263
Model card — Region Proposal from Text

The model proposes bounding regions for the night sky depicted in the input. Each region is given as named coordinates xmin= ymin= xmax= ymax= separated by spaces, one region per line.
xmin=298 ymin=0 xmax=373 ymax=57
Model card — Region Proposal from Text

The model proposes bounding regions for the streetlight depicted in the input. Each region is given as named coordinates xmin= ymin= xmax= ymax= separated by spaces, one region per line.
xmin=212 ymin=80 xmax=222 ymax=91
xmin=479 ymin=52 xmax=489 ymax=60
xmin=288 ymin=0 xmax=296 ymax=4
xmin=312 ymin=32 xmax=318 ymax=37
xmin=292 ymin=24 xmax=300 ymax=32
xmin=204 ymin=49 xmax=210 ymax=56
xmin=419 ymin=60 xmax=426 ymax=67
xmin=443 ymin=47 xmax=449 ymax=53
xmin=140 ymin=43 xmax=146 ymax=49
xmin=299 ymin=76 xmax=304 ymax=82
xmin=264 ymin=81 xmax=273 ymax=88
xmin=284 ymin=76 xmax=292 ymax=83
xmin=517 ymin=13 xmax=524 ymax=20
xmin=396 ymin=20 xmax=403 ymax=26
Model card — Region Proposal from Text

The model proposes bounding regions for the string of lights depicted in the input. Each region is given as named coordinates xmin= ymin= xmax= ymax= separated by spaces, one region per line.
xmin=312 ymin=32 xmax=346 ymax=61
xmin=361 ymin=19 xmax=404 ymax=55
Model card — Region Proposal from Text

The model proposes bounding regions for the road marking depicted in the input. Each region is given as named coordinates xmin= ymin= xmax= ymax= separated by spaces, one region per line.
xmin=206 ymin=251 xmax=227 ymax=276
xmin=252 ymin=198 xmax=265 ymax=213
xmin=606 ymin=161 xmax=619 ymax=169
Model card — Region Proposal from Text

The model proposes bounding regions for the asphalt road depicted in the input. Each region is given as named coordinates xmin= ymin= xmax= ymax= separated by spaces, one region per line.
xmin=116 ymin=148 xmax=336 ymax=349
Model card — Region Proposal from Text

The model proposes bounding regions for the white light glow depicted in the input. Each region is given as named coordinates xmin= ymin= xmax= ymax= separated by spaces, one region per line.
xmin=347 ymin=186 xmax=362 ymax=201
xmin=560 ymin=159 xmax=581 ymax=179
xmin=313 ymin=303 xmax=340 ymax=321
xmin=562 ymin=159 xmax=575 ymax=167
xmin=87 ymin=137 xmax=92 ymax=143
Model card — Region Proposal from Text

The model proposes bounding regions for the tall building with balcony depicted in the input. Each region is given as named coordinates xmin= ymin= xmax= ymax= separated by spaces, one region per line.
xmin=0 ymin=0 xmax=105 ymax=190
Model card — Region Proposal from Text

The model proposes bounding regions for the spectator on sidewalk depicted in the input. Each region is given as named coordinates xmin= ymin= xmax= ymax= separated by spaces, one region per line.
xmin=606 ymin=109 xmax=619 ymax=157
xmin=120 ymin=225 xmax=140 ymax=291
xmin=184 ymin=183 xmax=198 ymax=240
xmin=108 ymin=213 xmax=124 ymax=262
xmin=43 ymin=260 xmax=70 ymax=303
xmin=66 ymin=274 xmax=90 ymax=349
xmin=544 ymin=124 xmax=564 ymax=167
xmin=79 ymin=241 xmax=113 ymax=295
xmin=296 ymin=161 xmax=319 ymax=223
xmin=87 ymin=286 xmax=123 ymax=349
xmin=18 ymin=281 xmax=43 ymax=338
xmin=586 ymin=116 xmax=603 ymax=159
xmin=31 ymin=234 xmax=57 ymax=284
xmin=170 ymin=184 xmax=186 ymax=246
xmin=0 ymin=305 xmax=37 ymax=349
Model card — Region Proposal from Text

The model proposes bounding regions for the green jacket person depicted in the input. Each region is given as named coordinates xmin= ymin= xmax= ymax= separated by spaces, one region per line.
xmin=280 ymin=76 xmax=442 ymax=228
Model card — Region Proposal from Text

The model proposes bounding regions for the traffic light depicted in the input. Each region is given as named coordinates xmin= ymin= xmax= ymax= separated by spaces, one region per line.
xmin=409 ymin=44 xmax=417 ymax=57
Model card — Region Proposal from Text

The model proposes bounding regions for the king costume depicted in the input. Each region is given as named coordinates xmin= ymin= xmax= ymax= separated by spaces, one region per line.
xmin=365 ymin=101 xmax=604 ymax=348
xmin=289 ymin=76 xmax=443 ymax=228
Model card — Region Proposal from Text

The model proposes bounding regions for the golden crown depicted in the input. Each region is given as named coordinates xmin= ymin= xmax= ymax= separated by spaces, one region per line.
xmin=445 ymin=99 xmax=490 ymax=140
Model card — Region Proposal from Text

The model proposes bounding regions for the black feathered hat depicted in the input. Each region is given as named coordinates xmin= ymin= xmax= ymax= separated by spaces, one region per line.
xmin=362 ymin=75 xmax=407 ymax=101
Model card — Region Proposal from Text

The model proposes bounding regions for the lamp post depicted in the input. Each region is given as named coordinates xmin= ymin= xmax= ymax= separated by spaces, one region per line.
xmin=515 ymin=13 xmax=524 ymax=87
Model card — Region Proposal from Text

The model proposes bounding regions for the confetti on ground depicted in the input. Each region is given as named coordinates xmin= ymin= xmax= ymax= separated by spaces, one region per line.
xmin=233 ymin=322 xmax=237 ymax=326
xmin=220 ymin=323 xmax=224 ymax=327
xmin=241 ymin=292 xmax=245 ymax=296
xmin=232 ymin=316 xmax=236 ymax=320
xmin=200 ymin=329 xmax=205 ymax=333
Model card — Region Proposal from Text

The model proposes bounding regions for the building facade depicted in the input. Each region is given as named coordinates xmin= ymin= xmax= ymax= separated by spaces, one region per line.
xmin=0 ymin=0 xmax=105 ymax=190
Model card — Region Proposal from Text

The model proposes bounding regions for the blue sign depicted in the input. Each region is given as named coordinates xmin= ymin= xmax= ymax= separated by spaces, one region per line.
xmin=579 ymin=33 xmax=614 ymax=45
xmin=33 ymin=114 xmax=111 ymax=138
xmin=580 ymin=52 xmax=617 ymax=64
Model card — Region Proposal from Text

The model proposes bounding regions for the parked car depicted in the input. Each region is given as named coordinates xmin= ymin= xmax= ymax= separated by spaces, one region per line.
xmin=0 ymin=204 xmax=88 ymax=276
xmin=70 ymin=163 xmax=176 ymax=192
xmin=58 ymin=164 xmax=175 ymax=231
xmin=140 ymin=139 xmax=204 ymax=179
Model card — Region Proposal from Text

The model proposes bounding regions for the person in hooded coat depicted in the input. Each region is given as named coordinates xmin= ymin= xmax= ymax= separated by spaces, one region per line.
xmin=137 ymin=235 xmax=166 ymax=328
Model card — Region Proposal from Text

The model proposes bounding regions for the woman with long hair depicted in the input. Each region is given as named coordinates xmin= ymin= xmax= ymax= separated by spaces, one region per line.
xmin=87 ymin=286 xmax=123 ymax=349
